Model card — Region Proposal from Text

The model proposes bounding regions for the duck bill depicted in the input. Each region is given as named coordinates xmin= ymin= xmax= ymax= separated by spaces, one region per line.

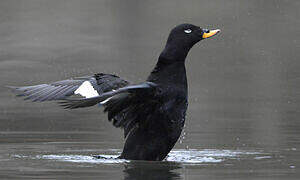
xmin=202 ymin=29 xmax=221 ymax=39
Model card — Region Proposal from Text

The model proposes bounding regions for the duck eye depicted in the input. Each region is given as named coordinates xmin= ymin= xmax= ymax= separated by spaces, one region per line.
xmin=184 ymin=29 xmax=192 ymax=34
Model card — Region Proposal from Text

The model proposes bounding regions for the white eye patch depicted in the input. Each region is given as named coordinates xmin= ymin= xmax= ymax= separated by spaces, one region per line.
xmin=184 ymin=29 xmax=192 ymax=33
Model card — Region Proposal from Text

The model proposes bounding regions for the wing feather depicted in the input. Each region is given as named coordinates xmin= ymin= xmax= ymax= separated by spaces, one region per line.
xmin=8 ymin=74 xmax=159 ymax=138
xmin=8 ymin=73 xmax=129 ymax=102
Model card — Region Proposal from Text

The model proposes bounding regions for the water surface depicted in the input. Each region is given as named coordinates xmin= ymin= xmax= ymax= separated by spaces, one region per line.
xmin=0 ymin=0 xmax=299 ymax=179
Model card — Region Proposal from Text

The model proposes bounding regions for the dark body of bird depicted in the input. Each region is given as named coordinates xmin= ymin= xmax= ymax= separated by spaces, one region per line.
xmin=9 ymin=24 xmax=220 ymax=161
xmin=120 ymin=58 xmax=188 ymax=160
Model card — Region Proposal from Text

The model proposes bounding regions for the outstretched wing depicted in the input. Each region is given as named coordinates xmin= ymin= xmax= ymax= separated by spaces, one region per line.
xmin=9 ymin=75 xmax=160 ymax=138
xmin=59 ymin=82 xmax=159 ymax=137
xmin=8 ymin=73 xmax=129 ymax=102
xmin=59 ymin=82 xmax=157 ymax=109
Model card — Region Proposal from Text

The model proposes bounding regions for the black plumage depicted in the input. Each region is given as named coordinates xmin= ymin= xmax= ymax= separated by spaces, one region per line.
xmin=9 ymin=24 xmax=220 ymax=161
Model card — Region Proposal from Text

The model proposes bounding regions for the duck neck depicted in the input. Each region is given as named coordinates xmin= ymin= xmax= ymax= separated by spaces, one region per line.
xmin=159 ymin=43 xmax=190 ymax=62
xmin=148 ymin=54 xmax=187 ymax=88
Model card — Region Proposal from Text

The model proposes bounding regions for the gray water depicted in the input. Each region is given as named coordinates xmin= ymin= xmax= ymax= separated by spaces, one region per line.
xmin=0 ymin=0 xmax=299 ymax=179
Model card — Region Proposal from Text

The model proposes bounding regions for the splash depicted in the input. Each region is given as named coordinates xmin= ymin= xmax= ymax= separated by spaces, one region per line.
xmin=166 ymin=149 xmax=262 ymax=163
xmin=13 ymin=149 xmax=270 ymax=164
xmin=36 ymin=154 xmax=128 ymax=164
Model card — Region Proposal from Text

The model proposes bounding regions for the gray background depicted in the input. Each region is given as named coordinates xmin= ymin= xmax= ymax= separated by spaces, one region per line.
xmin=0 ymin=0 xmax=299 ymax=179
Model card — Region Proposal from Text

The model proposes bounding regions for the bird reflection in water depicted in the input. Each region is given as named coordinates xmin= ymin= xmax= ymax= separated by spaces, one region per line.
xmin=123 ymin=161 xmax=182 ymax=180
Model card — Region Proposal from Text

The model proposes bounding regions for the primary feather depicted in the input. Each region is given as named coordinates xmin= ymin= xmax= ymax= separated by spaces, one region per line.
xmin=8 ymin=73 xmax=129 ymax=102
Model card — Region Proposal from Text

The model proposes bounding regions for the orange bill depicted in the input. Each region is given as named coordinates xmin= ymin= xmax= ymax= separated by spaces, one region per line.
xmin=202 ymin=29 xmax=221 ymax=39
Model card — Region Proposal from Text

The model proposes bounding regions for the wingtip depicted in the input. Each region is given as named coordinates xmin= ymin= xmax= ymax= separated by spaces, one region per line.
xmin=5 ymin=85 xmax=18 ymax=90
xmin=6 ymin=85 xmax=24 ymax=96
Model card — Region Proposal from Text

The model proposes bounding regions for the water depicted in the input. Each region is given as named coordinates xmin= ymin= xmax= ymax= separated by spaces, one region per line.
xmin=0 ymin=132 xmax=299 ymax=179
xmin=0 ymin=0 xmax=299 ymax=179
xmin=0 ymin=140 xmax=293 ymax=179
xmin=13 ymin=148 xmax=266 ymax=164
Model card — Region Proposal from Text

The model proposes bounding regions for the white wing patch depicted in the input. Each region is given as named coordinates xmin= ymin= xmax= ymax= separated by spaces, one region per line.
xmin=74 ymin=81 xmax=99 ymax=98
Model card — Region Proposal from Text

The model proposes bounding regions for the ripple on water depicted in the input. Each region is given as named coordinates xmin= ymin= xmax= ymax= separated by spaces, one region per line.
xmin=37 ymin=154 xmax=128 ymax=164
xmin=13 ymin=149 xmax=270 ymax=164
xmin=166 ymin=149 xmax=262 ymax=163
